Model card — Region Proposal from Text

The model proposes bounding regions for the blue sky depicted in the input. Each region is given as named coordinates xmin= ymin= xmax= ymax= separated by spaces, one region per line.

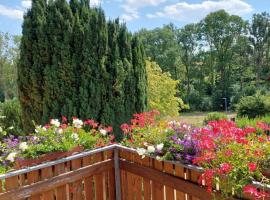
xmin=0 ymin=0 xmax=270 ymax=35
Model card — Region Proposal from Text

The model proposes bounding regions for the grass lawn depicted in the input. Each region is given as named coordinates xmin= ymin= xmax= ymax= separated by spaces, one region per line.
xmin=177 ymin=112 xmax=236 ymax=126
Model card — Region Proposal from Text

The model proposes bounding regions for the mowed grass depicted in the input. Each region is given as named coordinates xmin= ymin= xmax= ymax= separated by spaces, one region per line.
xmin=177 ymin=112 xmax=236 ymax=127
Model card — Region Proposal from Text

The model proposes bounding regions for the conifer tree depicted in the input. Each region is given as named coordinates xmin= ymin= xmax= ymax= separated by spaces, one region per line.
xmin=18 ymin=0 xmax=47 ymax=131
xmin=18 ymin=1 xmax=147 ymax=137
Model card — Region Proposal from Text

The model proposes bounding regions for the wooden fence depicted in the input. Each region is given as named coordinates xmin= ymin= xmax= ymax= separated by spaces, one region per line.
xmin=0 ymin=144 xmax=269 ymax=200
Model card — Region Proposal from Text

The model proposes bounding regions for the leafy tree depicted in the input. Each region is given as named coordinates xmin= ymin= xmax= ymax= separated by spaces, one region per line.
xmin=138 ymin=24 xmax=183 ymax=80
xmin=146 ymin=60 xmax=185 ymax=117
xmin=177 ymin=23 xmax=198 ymax=96
xmin=0 ymin=33 xmax=19 ymax=102
xmin=200 ymin=10 xmax=247 ymax=110
xmin=249 ymin=12 xmax=270 ymax=85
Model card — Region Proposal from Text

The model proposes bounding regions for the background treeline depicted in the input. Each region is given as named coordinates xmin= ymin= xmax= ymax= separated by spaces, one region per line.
xmin=139 ymin=10 xmax=270 ymax=111
xmin=17 ymin=0 xmax=147 ymax=136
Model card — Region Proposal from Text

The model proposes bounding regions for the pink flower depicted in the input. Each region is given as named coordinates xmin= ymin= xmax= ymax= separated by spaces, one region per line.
xmin=243 ymin=185 xmax=258 ymax=196
xmin=225 ymin=150 xmax=233 ymax=157
xmin=243 ymin=127 xmax=256 ymax=134
xmin=248 ymin=163 xmax=257 ymax=172
xmin=62 ymin=116 xmax=67 ymax=123
xmin=220 ymin=163 xmax=233 ymax=174
xmin=257 ymin=122 xmax=270 ymax=131
xmin=120 ymin=123 xmax=131 ymax=134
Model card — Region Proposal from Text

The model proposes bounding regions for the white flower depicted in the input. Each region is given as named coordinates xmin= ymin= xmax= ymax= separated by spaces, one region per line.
xmin=50 ymin=119 xmax=60 ymax=127
xmin=147 ymin=146 xmax=155 ymax=153
xmin=156 ymin=156 xmax=162 ymax=161
xmin=156 ymin=143 xmax=164 ymax=151
xmin=0 ymin=126 xmax=2 ymax=132
xmin=8 ymin=126 xmax=14 ymax=130
xmin=42 ymin=126 xmax=47 ymax=131
xmin=136 ymin=148 xmax=146 ymax=156
xmin=56 ymin=128 xmax=63 ymax=134
xmin=19 ymin=142 xmax=28 ymax=151
xmin=6 ymin=152 xmax=17 ymax=162
xmin=73 ymin=118 xmax=83 ymax=129
xmin=71 ymin=133 xmax=79 ymax=141
xmin=100 ymin=129 xmax=107 ymax=136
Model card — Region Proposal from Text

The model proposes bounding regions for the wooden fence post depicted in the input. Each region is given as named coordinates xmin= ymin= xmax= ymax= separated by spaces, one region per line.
xmin=114 ymin=148 xmax=122 ymax=200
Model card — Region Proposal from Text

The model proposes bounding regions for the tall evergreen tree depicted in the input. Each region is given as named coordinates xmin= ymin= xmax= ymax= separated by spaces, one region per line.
xmin=18 ymin=1 xmax=147 ymax=136
xmin=18 ymin=0 xmax=47 ymax=131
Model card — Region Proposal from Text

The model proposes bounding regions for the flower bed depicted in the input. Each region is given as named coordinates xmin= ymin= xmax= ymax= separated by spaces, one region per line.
xmin=0 ymin=117 xmax=115 ymax=174
xmin=120 ymin=111 xmax=270 ymax=199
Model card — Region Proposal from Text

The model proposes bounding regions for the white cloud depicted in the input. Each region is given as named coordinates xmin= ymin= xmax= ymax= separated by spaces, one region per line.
xmin=0 ymin=4 xmax=23 ymax=20
xmin=146 ymin=0 xmax=253 ymax=22
xmin=21 ymin=0 xmax=32 ymax=9
xmin=121 ymin=12 xmax=139 ymax=21
xmin=90 ymin=0 xmax=102 ymax=7
xmin=121 ymin=0 xmax=166 ymax=21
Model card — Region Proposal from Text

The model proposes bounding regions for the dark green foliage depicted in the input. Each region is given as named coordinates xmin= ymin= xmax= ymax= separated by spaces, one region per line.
xmin=236 ymin=95 xmax=270 ymax=118
xmin=203 ymin=112 xmax=228 ymax=125
xmin=0 ymin=99 xmax=23 ymax=137
xmin=18 ymin=0 xmax=147 ymax=137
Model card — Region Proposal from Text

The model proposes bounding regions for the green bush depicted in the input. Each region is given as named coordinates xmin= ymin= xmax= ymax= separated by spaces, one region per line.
xmin=203 ymin=112 xmax=228 ymax=125
xmin=236 ymin=95 xmax=270 ymax=119
xmin=0 ymin=99 xmax=23 ymax=137
xmin=236 ymin=115 xmax=270 ymax=129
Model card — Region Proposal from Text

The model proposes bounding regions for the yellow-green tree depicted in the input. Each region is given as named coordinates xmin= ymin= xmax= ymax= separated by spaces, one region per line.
xmin=146 ymin=60 xmax=185 ymax=117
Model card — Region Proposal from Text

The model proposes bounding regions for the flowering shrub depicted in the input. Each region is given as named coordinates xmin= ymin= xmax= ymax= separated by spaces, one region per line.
xmin=193 ymin=120 xmax=270 ymax=199
xmin=121 ymin=110 xmax=200 ymax=163
xmin=0 ymin=117 xmax=115 ymax=174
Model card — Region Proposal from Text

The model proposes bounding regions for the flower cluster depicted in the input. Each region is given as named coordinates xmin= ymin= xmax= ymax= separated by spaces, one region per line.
xmin=0 ymin=117 xmax=114 ymax=174
xmin=192 ymin=120 xmax=270 ymax=199
xmin=121 ymin=111 xmax=200 ymax=164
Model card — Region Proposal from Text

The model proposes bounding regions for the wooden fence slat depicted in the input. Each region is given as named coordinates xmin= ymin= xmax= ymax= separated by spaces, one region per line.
xmin=134 ymin=153 xmax=143 ymax=200
xmin=190 ymin=170 xmax=202 ymax=200
xmin=0 ymin=180 xmax=2 ymax=193
xmin=54 ymin=163 xmax=67 ymax=200
xmin=41 ymin=166 xmax=54 ymax=200
xmin=175 ymin=166 xmax=186 ymax=200
xmin=142 ymin=156 xmax=151 ymax=200
xmin=153 ymin=159 xmax=164 ymax=200
xmin=108 ymin=167 xmax=116 ymax=199
xmin=83 ymin=155 xmax=94 ymax=200
xmin=28 ymin=170 xmax=41 ymax=200
xmin=164 ymin=162 xmax=174 ymax=200
xmin=5 ymin=175 xmax=19 ymax=191
xmin=71 ymin=158 xmax=83 ymax=200
xmin=94 ymin=152 xmax=104 ymax=200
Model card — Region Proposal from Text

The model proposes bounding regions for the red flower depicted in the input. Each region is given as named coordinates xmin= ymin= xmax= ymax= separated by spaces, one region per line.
xmin=62 ymin=116 xmax=67 ymax=123
xmin=120 ymin=123 xmax=131 ymax=134
xmin=248 ymin=163 xmax=257 ymax=172
xmin=243 ymin=127 xmax=256 ymax=134
xmin=257 ymin=122 xmax=270 ymax=131
xmin=225 ymin=150 xmax=233 ymax=157
xmin=84 ymin=120 xmax=98 ymax=128
xmin=105 ymin=126 xmax=113 ymax=133
xmin=220 ymin=163 xmax=233 ymax=174
xmin=243 ymin=185 xmax=258 ymax=196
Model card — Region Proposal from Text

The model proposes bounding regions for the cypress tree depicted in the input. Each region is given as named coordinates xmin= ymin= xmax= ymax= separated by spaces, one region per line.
xmin=18 ymin=0 xmax=47 ymax=131
xmin=42 ymin=0 xmax=75 ymax=122
xmin=18 ymin=1 xmax=147 ymax=136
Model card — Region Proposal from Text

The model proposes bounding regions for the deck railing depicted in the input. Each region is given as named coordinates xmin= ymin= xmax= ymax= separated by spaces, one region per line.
xmin=0 ymin=144 xmax=269 ymax=200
